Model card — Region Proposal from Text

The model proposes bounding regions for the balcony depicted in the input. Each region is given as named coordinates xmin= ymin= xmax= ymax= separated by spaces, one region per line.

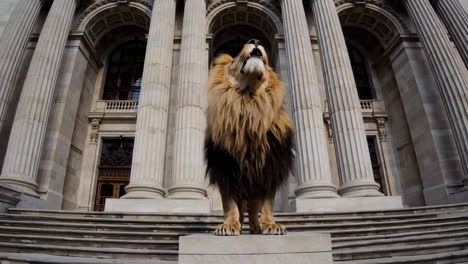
xmin=89 ymin=100 xmax=139 ymax=120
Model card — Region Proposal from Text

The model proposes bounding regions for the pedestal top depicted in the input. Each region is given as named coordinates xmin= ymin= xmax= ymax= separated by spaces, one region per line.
xmin=179 ymin=233 xmax=332 ymax=254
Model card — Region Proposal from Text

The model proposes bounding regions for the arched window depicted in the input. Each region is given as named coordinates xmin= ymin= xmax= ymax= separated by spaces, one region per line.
xmin=102 ymin=40 xmax=146 ymax=100
xmin=347 ymin=44 xmax=375 ymax=100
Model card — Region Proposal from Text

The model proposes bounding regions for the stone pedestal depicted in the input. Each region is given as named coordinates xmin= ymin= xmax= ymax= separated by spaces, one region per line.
xmin=104 ymin=198 xmax=210 ymax=213
xmin=179 ymin=234 xmax=333 ymax=264
xmin=294 ymin=196 xmax=403 ymax=213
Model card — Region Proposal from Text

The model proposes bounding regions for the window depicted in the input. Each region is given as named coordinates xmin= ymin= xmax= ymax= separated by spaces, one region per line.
xmin=347 ymin=44 xmax=374 ymax=100
xmin=102 ymin=40 xmax=146 ymax=100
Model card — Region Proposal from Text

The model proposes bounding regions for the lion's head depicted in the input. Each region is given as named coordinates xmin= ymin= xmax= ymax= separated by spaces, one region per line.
xmin=223 ymin=39 xmax=271 ymax=94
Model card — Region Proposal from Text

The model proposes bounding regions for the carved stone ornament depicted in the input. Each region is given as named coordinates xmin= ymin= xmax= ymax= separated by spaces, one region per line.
xmin=90 ymin=118 xmax=101 ymax=144
xmin=376 ymin=117 xmax=387 ymax=142
xmin=325 ymin=118 xmax=334 ymax=143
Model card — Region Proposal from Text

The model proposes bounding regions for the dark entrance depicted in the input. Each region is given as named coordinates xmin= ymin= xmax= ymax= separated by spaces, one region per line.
xmin=94 ymin=137 xmax=134 ymax=211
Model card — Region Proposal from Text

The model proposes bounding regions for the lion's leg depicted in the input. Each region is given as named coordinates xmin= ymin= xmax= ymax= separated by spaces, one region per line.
xmin=248 ymin=200 xmax=261 ymax=234
xmin=238 ymin=200 xmax=246 ymax=231
xmin=260 ymin=195 xmax=287 ymax=235
xmin=215 ymin=192 xmax=242 ymax=236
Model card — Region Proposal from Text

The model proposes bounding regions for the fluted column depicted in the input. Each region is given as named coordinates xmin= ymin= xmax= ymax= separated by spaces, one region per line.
xmin=405 ymin=0 xmax=468 ymax=187
xmin=0 ymin=0 xmax=78 ymax=194
xmin=167 ymin=0 xmax=208 ymax=199
xmin=311 ymin=0 xmax=382 ymax=197
xmin=434 ymin=0 xmax=468 ymax=68
xmin=122 ymin=0 xmax=176 ymax=199
xmin=0 ymin=0 xmax=42 ymax=133
xmin=280 ymin=0 xmax=338 ymax=198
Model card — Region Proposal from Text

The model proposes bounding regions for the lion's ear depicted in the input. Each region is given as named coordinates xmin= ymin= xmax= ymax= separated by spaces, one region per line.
xmin=213 ymin=54 xmax=234 ymax=66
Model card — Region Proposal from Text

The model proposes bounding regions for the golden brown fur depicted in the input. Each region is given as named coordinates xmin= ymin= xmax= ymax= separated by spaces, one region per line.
xmin=205 ymin=41 xmax=294 ymax=236
xmin=207 ymin=54 xmax=294 ymax=172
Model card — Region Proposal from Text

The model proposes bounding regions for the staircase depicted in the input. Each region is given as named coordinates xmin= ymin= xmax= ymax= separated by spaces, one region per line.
xmin=0 ymin=204 xmax=468 ymax=263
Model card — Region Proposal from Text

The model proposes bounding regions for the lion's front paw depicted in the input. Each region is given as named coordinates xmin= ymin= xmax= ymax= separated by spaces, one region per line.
xmin=261 ymin=223 xmax=287 ymax=235
xmin=214 ymin=222 xmax=241 ymax=236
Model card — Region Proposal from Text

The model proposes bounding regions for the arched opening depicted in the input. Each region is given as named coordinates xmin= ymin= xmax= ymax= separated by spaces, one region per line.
xmin=338 ymin=4 xmax=425 ymax=205
xmin=208 ymin=4 xmax=281 ymax=67
xmin=347 ymin=43 xmax=375 ymax=100
xmin=102 ymin=40 xmax=146 ymax=100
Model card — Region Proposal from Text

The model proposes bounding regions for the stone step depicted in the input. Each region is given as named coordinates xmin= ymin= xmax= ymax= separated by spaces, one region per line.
xmin=0 ymin=253 xmax=177 ymax=264
xmin=332 ymin=226 xmax=468 ymax=243
xmin=0 ymin=211 xmax=444 ymax=224
xmin=328 ymin=219 xmax=468 ymax=238
xmin=0 ymin=214 xmax=466 ymax=233
xmin=9 ymin=202 xmax=468 ymax=218
xmin=333 ymin=231 xmax=468 ymax=249
xmin=0 ymin=233 xmax=178 ymax=250
xmin=335 ymin=249 xmax=468 ymax=264
xmin=0 ymin=242 xmax=178 ymax=260
xmin=0 ymin=226 xmax=185 ymax=240
xmin=333 ymin=239 xmax=468 ymax=261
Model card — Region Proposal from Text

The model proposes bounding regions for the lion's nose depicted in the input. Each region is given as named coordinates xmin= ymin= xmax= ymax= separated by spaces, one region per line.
xmin=247 ymin=39 xmax=262 ymax=47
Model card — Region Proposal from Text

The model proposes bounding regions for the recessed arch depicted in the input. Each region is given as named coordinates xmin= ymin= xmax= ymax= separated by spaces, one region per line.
xmin=207 ymin=2 xmax=282 ymax=66
xmin=337 ymin=3 xmax=408 ymax=49
xmin=74 ymin=1 xmax=151 ymax=48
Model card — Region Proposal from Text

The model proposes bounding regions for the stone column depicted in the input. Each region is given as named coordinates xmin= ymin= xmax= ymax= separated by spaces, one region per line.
xmin=0 ymin=0 xmax=78 ymax=194
xmin=405 ymin=0 xmax=468 ymax=188
xmin=311 ymin=0 xmax=382 ymax=197
xmin=434 ymin=0 xmax=468 ymax=68
xmin=0 ymin=0 xmax=43 ymax=133
xmin=280 ymin=0 xmax=338 ymax=198
xmin=122 ymin=0 xmax=176 ymax=199
xmin=167 ymin=0 xmax=208 ymax=199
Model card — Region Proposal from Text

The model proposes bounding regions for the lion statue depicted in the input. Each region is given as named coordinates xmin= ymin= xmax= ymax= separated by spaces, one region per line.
xmin=204 ymin=39 xmax=295 ymax=236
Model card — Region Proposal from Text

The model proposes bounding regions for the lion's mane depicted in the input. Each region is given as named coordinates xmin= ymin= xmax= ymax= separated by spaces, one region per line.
xmin=204 ymin=54 xmax=295 ymax=200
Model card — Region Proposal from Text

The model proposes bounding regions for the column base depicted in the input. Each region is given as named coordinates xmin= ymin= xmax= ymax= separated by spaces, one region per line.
xmin=0 ymin=175 xmax=39 ymax=195
xmin=104 ymin=198 xmax=210 ymax=213
xmin=294 ymin=183 xmax=339 ymax=198
xmin=121 ymin=184 xmax=165 ymax=199
xmin=339 ymin=181 xmax=384 ymax=197
xmin=167 ymin=184 xmax=207 ymax=199
xmin=179 ymin=233 xmax=333 ymax=264
xmin=293 ymin=196 xmax=403 ymax=213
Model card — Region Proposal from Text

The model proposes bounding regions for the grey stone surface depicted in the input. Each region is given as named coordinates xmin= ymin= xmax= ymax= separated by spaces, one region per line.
xmin=0 ymin=0 xmax=77 ymax=194
xmin=405 ymin=0 xmax=468 ymax=188
xmin=168 ymin=0 xmax=208 ymax=200
xmin=104 ymin=198 xmax=210 ymax=213
xmin=294 ymin=196 xmax=403 ymax=213
xmin=122 ymin=0 xmax=176 ymax=199
xmin=179 ymin=233 xmax=333 ymax=264
xmin=312 ymin=0 xmax=382 ymax=197
xmin=436 ymin=0 xmax=468 ymax=68
xmin=280 ymin=0 xmax=338 ymax=199
xmin=0 ymin=0 xmax=41 ymax=135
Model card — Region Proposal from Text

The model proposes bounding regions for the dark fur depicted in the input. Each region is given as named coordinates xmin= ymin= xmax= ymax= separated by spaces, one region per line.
xmin=205 ymin=129 xmax=294 ymax=201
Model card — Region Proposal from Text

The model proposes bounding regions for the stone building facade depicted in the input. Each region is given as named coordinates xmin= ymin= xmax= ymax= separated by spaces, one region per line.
xmin=0 ymin=0 xmax=467 ymax=213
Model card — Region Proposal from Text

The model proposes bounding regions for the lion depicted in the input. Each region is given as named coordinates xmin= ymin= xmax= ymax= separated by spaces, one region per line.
xmin=204 ymin=39 xmax=295 ymax=236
